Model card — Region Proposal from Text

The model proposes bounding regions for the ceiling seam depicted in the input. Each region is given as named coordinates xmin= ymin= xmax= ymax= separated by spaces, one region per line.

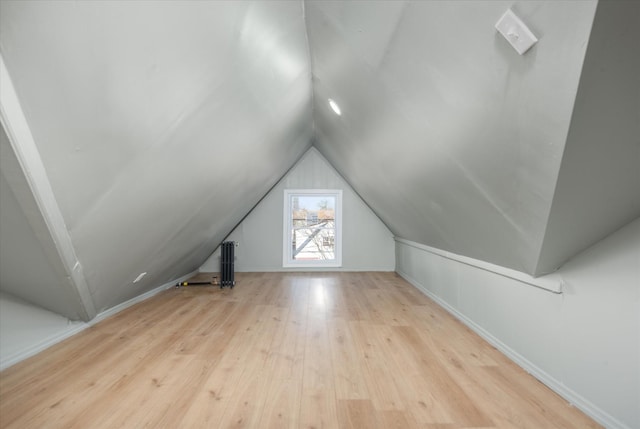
xmin=301 ymin=0 xmax=317 ymax=146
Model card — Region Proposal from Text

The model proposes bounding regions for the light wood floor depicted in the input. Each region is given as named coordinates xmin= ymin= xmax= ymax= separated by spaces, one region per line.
xmin=0 ymin=272 xmax=599 ymax=428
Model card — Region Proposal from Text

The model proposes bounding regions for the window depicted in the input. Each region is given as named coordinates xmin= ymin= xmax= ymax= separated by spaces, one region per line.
xmin=283 ymin=189 xmax=342 ymax=267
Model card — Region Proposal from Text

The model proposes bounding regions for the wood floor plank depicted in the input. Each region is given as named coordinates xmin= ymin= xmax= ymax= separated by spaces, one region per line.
xmin=380 ymin=409 xmax=421 ymax=429
xmin=336 ymin=399 xmax=381 ymax=429
xmin=258 ymin=280 xmax=308 ymax=429
xmin=327 ymin=317 xmax=369 ymax=400
xmin=177 ymin=303 xmax=272 ymax=427
xmin=347 ymin=320 xmax=406 ymax=411
xmin=394 ymin=325 xmax=495 ymax=427
xmin=370 ymin=324 xmax=452 ymax=424
xmin=0 ymin=272 xmax=601 ymax=429
xmin=217 ymin=306 xmax=287 ymax=428
xmin=299 ymin=278 xmax=340 ymax=428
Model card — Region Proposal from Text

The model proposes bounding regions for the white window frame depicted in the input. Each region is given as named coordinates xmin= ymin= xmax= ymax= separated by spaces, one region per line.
xmin=283 ymin=189 xmax=342 ymax=268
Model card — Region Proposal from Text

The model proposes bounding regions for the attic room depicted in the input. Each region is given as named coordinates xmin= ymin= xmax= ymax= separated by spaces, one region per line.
xmin=0 ymin=0 xmax=638 ymax=428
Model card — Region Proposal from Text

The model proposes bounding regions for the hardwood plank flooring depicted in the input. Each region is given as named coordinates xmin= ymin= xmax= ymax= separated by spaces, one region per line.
xmin=0 ymin=272 xmax=600 ymax=428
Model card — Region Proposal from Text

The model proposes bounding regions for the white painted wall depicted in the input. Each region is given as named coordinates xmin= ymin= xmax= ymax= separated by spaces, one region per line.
xmin=0 ymin=270 xmax=197 ymax=371
xmin=396 ymin=217 xmax=640 ymax=429
xmin=200 ymin=147 xmax=395 ymax=272
xmin=0 ymin=292 xmax=84 ymax=370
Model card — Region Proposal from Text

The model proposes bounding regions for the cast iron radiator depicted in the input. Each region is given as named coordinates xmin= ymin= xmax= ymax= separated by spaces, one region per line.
xmin=220 ymin=241 xmax=235 ymax=288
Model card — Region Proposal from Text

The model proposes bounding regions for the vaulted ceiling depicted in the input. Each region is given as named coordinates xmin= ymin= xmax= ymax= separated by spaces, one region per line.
xmin=1 ymin=1 xmax=638 ymax=321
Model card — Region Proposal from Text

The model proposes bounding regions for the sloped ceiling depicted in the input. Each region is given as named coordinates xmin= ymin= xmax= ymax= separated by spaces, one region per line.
xmin=536 ymin=0 xmax=640 ymax=275
xmin=1 ymin=125 xmax=90 ymax=320
xmin=0 ymin=0 xmax=312 ymax=318
xmin=0 ymin=1 xmax=638 ymax=320
xmin=307 ymin=0 xmax=639 ymax=275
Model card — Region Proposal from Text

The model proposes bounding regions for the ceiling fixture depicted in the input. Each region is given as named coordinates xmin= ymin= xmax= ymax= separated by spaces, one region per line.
xmin=495 ymin=9 xmax=538 ymax=55
xmin=328 ymin=98 xmax=341 ymax=116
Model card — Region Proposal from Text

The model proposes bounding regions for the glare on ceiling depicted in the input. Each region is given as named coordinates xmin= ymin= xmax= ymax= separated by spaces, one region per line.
xmin=328 ymin=98 xmax=341 ymax=116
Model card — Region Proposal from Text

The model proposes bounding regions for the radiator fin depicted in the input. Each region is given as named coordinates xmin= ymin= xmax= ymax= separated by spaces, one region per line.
xmin=220 ymin=241 xmax=235 ymax=288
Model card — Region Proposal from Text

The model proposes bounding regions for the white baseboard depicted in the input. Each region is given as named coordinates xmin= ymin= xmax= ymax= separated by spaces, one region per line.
xmin=0 ymin=270 xmax=197 ymax=371
xmin=231 ymin=268 xmax=395 ymax=273
xmin=0 ymin=322 xmax=87 ymax=371
xmin=90 ymin=270 xmax=197 ymax=325
xmin=396 ymin=269 xmax=630 ymax=429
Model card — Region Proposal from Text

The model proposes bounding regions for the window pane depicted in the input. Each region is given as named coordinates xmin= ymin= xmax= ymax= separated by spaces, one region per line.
xmin=284 ymin=189 xmax=342 ymax=268
xmin=290 ymin=195 xmax=336 ymax=261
